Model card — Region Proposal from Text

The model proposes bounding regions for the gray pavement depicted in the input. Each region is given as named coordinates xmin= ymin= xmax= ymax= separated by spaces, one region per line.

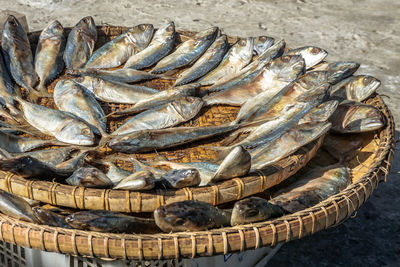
xmin=1 ymin=0 xmax=400 ymax=265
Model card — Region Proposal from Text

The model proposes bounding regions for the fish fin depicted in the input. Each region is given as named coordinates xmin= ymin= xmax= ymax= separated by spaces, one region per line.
xmin=157 ymin=74 xmax=176 ymax=80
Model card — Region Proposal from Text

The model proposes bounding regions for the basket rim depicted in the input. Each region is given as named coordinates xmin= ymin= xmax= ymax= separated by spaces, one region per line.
xmin=0 ymin=94 xmax=393 ymax=260
xmin=0 ymin=25 xmax=320 ymax=212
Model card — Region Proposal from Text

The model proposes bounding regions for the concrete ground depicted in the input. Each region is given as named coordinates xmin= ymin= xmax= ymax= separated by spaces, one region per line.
xmin=1 ymin=0 xmax=400 ymax=265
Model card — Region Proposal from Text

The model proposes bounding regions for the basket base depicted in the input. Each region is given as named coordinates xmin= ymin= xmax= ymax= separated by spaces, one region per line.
xmin=17 ymin=242 xmax=282 ymax=267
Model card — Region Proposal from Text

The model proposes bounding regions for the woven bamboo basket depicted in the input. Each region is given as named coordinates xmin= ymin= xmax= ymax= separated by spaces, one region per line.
xmin=0 ymin=93 xmax=392 ymax=260
xmin=0 ymin=26 xmax=324 ymax=212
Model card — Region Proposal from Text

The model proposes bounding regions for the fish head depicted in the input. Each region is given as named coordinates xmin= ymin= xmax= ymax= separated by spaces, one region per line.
xmin=195 ymin=26 xmax=219 ymax=42
xmin=116 ymin=170 xmax=155 ymax=190
xmin=68 ymin=167 xmax=110 ymax=187
xmin=56 ymin=118 xmax=95 ymax=146
xmin=40 ymin=20 xmax=64 ymax=40
xmin=213 ymin=145 xmax=251 ymax=181
xmin=65 ymin=212 xmax=100 ymax=230
xmin=162 ymin=168 xmax=200 ymax=188
xmin=232 ymin=37 xmax=254 ymax=63
xmin=171 ymin=97 xmax=204 ymax=121
xmin=77 ymin=16 xmax=97 ymax=40
xmin=253 ymin=36 xmax=274 ymax=55
xmin=128 ymin=24 xmax=154 ymax=49
xmin=341 ymin=103 xmax=385 ymax=133
xmin=154 ymin=21 xmax=175 ymax=41
xmin=327 ymin=61 xmax=360 ymax=84
xmin=346 ymin=75 xmax=381 ymax=101
xmin=286 ymin=46 xmax=328 ymax=70
xmin=268 ymin=55 xmax=305 ymax=82
xmin=255 ymin=39 xmax=286 ymax=65
xmin=154 ymin=201 xmax=214 ymax=232
xmin=3 ymin=15 xmax=26 ymax=40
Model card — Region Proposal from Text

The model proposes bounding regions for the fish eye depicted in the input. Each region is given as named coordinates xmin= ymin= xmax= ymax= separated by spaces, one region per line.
xmin=363 ymin=76 xmax=373 ymax=85
xmin=311 ymin=47 xmax=321 ymax=54
xmin=259 ymin=36 xmax=267 ymax=42
xmin=139 ymin=24 xmax=147 ymax=31
xmin=167 ymin=25 xmax=173 ymax=31
xmin=81 ymin=128 xmax=91 ymax=135
xmin=281 ymin=56 xmax=290 ymax=62
xmin=174 ymin=218 xmax=185 ymax=226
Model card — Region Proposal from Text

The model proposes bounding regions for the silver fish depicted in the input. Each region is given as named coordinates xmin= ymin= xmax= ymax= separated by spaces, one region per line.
xmin=0 ymin=130 xmax=66 ymax=153
xmin=2 ymin=15 xmax=38 ymax=101
xmin=73 ymin=75 xmax=158 ymax=104
xmin=151 ymin=27 xmax=219 ymax=73
xmin=252 ymin=36 xmax=275 ymax=55
xmin=111 ymin=96 xmax=204 ymax=136
xmin=16 ymin=147 xmax=77 ymax=166
xmin=205 ymin=145 xmax=251 ymax=185
xmin=284 ymin=46 xmax=328 ymax=70
xmin=231 ymin=197 xmax=283 ymax=226
xmin=204 ymin=55 xmax=305 ymax=106
xmin=198 ymin=37 xmax=254 ymax=86
xmin=53 ymin=79 xmax=106 ymax=135
xmin=97 ymin=160 xmax=132 ymax=184
xmin=107 ymin=83 xmax=200 ymax=117
xmin=85 ymin=24 xmax=154 ymax=69
xmin=157 ymin=168 xmax=200 ymax=189
xmin=0 ymin=53 xmax=19 ymax=115
xmin=330 ymin=75 xmax=381 ymax=102
xmin=66 ymin=68 xmax=160 ymax=83
xmin=15 ymin=97 xmax=95 ymax=145
xmin=154 ymin=200 xmax=231 ymax=232
xmin=63 ymin=16 xmax=97 ymax=69
xmin=0 ymin=189 xmax=38 ymax=222
xmin=113 ymin=170 xmax=155 ymax=190
xmin=270 ymin=165 xmax=350 ymax=213
xmin=206 ymin=39 xmax=286 ymax=93
xmin=66 ymin=167 xmax=113 ymax=188
xmin=109 ymin=124 xmax=240 ymax=153
xmin=250 ymin=122 xmax=332 ymax=170
xmin=329 ymin=100 xmax=385 ymax=133
xmin=174 ymin=35 xmax=229 ymax=86
xmin=124 ymin=22 xmax=176 ymax=70
xmin=34 ymin=20 xmax=65 ymax=95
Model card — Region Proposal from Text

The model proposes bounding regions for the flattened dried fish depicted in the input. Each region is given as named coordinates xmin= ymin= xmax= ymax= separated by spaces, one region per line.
xmin=198 ymin=37 xmax=254 ymax=86
xmin=270 ymin=165 xmax=350 ymax=213
xmin=174 ymin=35 xmax=229 ymax=86
xmin=107 ymin=83 xmax=200 ymax=117
xmin=204 ymin=55 xmax=305 ymax=106
xmin=54 ymin=79 xmax=106 ymax=135
xmin=111 ymin=97 xmax=203 ymax=136
xmin=32 ymin=207 xmax=72 ymax=228
xmin=2 ymin=15 xmax=38 ymax=100
xmin=85 ymin=24 xmax=154 ymax=68
xmin=73 ymin=76 xmax=158 ymax=104
xmin=64 ymin=16 xmax=97 ymax=69
xmin=15 ymin=97 xmax=95 ymax=145
xmin=124 ymin=22 xmax=176 ymax=70
xmin=231 ymin=197 xmax=283 ymax=226
xmin=151 ymin=27 xmax=219 ymax=73
xmin=66 ymin=210 xmax=156 ymax=233
xmin=34 ymin=20 xmax=65 ymax=95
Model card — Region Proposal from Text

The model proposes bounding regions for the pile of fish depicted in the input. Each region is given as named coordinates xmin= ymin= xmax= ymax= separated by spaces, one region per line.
xmin=0 ymin=15 xmax=387 ymax=233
